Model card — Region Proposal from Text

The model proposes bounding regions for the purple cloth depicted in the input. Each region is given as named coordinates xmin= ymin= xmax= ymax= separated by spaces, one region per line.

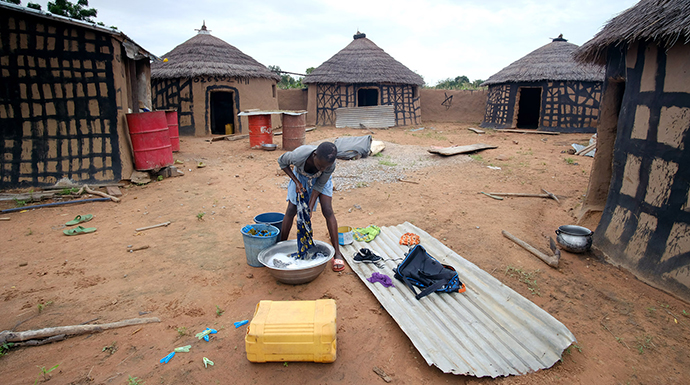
xmin=367 ymin=272 xmax=395 ymax=288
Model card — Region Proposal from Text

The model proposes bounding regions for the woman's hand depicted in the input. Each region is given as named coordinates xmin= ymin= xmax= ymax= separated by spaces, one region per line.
xmin=295 ymin=181 xmax=305 ymax=194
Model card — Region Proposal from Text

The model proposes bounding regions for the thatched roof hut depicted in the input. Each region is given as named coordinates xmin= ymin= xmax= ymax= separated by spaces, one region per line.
xmin=573 ymin=0 xmax=690 ymax=302
xmin=575 ymin=0 xmax=690 ymax=65
xmin=151 ymin=23 xmax=280 ymax=136
xmin=303 ymin=32 xmax=423 ymax=127
xmin=483 ymin=36 xmax=604 ymax=86
xmin=151 ymin=24 xmax=279 ymax=81
xmin=480 ymin=36 xmax=604 ymax=133
xmin=303 ymin=33 xmax=424 ymax=86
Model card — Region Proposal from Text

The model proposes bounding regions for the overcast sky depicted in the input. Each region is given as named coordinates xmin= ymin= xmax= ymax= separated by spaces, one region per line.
xmin=31 ymin=0 xmax=638 ymax=85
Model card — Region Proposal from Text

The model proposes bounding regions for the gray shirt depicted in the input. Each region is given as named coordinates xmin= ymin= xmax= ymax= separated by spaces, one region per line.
xmin=278 ymin=145 xmax=335 ymax=193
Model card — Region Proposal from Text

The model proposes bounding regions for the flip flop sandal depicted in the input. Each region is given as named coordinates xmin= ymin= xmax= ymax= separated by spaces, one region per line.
xmin=65 ymin=214 xmax=93 ymax=226
xmin=332 ymin=258 xmax=345 ymax=272
xmin=63 ymin=225 xmax=97 ymax=236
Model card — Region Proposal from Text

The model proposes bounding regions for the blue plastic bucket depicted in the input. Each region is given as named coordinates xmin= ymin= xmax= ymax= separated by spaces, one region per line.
xmin=241 ymin=224 xmax=280 ymax=267
xmin=253 ymin=212 xmax=285 ymax=233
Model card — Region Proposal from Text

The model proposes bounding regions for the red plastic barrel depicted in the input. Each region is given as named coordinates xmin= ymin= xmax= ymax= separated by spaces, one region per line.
xmin=248 ymin=114 xmax=272 ymax=149
xmin=282 ymin=114 xmax=306 ymax=151
xmin=165 ymin=110 xmax=180 ymax=152
xmin=126 ymin=111 xmax=173 ymax=170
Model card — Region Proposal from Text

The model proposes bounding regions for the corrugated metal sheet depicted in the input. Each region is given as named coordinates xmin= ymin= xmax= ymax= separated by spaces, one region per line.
xmin=340 ymin=222 xmax=576 ymax=378
xmin=335 ymin=105 xmax=395 ymax=128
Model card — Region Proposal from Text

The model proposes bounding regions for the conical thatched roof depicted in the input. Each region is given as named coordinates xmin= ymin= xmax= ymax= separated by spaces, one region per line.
xmin=482 ymin=36 xmax=604 ymax=86
xmin=575 ymin=0 xmax=690 ymax=65
xmin=303 ymin=32 xmax=424 ymax=85
xmin=151 ymin=24 xmax=279 ymax=81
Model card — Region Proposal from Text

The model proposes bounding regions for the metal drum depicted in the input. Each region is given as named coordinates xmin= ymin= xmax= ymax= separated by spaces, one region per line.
xmin=282 ymin=113 xmax=306 ymax=151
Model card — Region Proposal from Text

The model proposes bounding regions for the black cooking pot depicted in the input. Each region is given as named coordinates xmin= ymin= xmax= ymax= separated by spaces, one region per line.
xmin=555 ymin=225 xmax=593 ymax=253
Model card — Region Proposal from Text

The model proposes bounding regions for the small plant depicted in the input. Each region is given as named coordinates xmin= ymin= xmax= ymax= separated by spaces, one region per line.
xmin=505 ymin=266 xmax=541 ymax=296
xmin=57 ymin=187 xmax=79 ymax=195
xmin=377 ymin=156 xmax=397 ymax=167
xmin=102 ymin=341 xmax=117 ymax=355
xmin=14 ymin=198 xmax=27 ymax=208
xmin=127 ymin=375 xmax=144 ymax=385
xmin=37 ymin=301 xmax=53 ymax=313
xmin=647 ymin=306 xmax=656 ymax=315
xmin=35 ymin=364 xmax=59 ymax=384
xmin=683 ymin=310 xmax=688 ymax=316
xmin=27 ymin=228 xmax=33 ymax=236
xmin=197 ymin=212 xmax=205 ymax=221
xmin=565 ymin=157 xmax=575 ymax=165
xmin=373 ymin=152 xmax=383 ymax=157
xmin=355 ymin=182 xmax=368 ymax=188
xmin=469 ymin=154 xmax=483 ymax=162
xmin=157 ymin=175 xmax=164 ymax=181
xmin=635 ymin=335 xmax=655 ymax=354
xmin=176 ymin=327 xmax=187 ymax=337
xmin=0 ymin=342 xmax=13 ymax=357
xmin=215 ymin=305 xmax=224 ymax=317
xmin=283 ymin=362 xmax=289 ymax=367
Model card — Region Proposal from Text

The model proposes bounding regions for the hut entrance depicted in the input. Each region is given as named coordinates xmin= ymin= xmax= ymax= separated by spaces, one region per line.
xmin=210 ymin=91 xmax=235 ymax=135
xmin=516 ymin=87 xmax=542 ymax=128
xmin=358 ymin=88 xmax=378 ymax=107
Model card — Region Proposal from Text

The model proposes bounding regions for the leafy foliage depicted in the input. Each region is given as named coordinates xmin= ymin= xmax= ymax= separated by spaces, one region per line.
xmin=48 ymin=0 xmax=97 ymax=22
xmin=27 ymin=2 xmax=41 ymax=10
xmin=429 ymin=75 xmax=485 ymax=90
xmin=2 ymin=0 xmax=21 ymax=5
xmin=268 ymin=65 xmax=314 ymax=89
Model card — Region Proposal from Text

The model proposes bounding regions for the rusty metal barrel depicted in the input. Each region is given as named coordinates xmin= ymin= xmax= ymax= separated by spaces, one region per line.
xmin=248 ymin=114 xmax=273 ymax=149
xmin=282 ymin=113 xmax=306 ymax=151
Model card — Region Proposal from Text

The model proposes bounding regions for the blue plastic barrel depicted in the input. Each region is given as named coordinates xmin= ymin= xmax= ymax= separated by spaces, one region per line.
xmin=241 ymin=224 xmax=280 ymax=267
xmin=253 ymin=212 xmax=285 ymax=234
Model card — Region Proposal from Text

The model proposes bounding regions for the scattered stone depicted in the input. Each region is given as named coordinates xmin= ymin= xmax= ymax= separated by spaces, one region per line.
xmin=495 ymin=154 xmax=510 ymax=161
xmin=246 ymin=273 xmax=254 ymax=279
xmin=130 ymin=170 xmax=151 ymax=184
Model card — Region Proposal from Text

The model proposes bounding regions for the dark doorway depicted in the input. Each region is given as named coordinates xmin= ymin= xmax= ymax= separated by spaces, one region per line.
xmin=357 ymin=88 xmax=378 ymax=107
xmin=516 ymin=88 xmax=542 ymax=128
xmin=210 ymin=91 xmax=235 ymax=135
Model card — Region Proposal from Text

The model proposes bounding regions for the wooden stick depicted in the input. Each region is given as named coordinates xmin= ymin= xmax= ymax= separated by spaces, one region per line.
xmin=575 ymin=142 xmax=596 ymax=156
xmin=80 ymin=185 xmax=120 ymax=203
xmin=496 ymin=129 xmax=559 ymax=135
xmin=397 ymin=178 xmax=419 ymax=184
xmin=135 ymin=222 xmax=170 ymax=232
xmin=468 ymin=127 xmax=485 ymax=134
xmin=0 ymin=317 xmax=160 ymax=344
xmin=129 ymin=245 xmax=150 ymax=252
xmin=479 ymin=191 xmax=503 ymax=200
xmin=0 ymin=217 xmax=10 ymax=221
xmin=502 ymin=230 xmax=559 ymax=268
xmin=373 ymin=366 xmax=392 ymax=383
xmin=273 ymin=127 xmax=315 ymax=136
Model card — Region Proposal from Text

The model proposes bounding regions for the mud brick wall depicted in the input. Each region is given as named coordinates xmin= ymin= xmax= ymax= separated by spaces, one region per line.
xmin=594 ymin=41 xmax=690 ymax=302
xmin=481 ymin=81 xmax=601 ymax=133
xmin=0 ymin=11 xmax=122 ymax=188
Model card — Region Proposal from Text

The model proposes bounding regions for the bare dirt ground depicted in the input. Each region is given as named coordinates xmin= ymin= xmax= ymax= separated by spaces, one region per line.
xmin=1 ymin=124 xmax=689 ymax=385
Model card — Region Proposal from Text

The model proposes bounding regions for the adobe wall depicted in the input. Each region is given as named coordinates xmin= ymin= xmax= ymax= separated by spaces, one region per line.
xmin=277 ymin=88 xmax=308 ymax=111
xmin=480 ymin=81 xmax=601 ymax=133
xmin=153 ymin=76 xmax=279 ymax=136
xmin=306 ymin=83 xmax=420 ymax=127
xmin=0 ymin=10 xmax=137 ymax=188
xmin=594 ymin=42 xmax=690 ymax=302
xmin=420 ymin=89 xmax=487 ymax=124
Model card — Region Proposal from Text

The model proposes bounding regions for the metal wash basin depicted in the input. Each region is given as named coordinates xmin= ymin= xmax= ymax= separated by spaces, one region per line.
xmin=257 ymin=240 xmax=334 ymax=284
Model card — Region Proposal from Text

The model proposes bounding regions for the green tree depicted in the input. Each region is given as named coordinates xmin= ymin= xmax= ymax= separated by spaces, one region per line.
xmin=48 ymin=0 xmax=97 ymax=22
xmin=1 ymin=0 xmax=21 ymax=5
xmin=27 ymin=2 xmax=41 ymax=9
xmin=430 ymin=75 xmax=485 ymax=90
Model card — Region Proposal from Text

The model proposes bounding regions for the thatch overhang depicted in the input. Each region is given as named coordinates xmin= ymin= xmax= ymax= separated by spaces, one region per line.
xmin=0 ymin=2 xmax=158 ymax=61
xmin=151 ymin=24 xmax=280 ymax=81
xmin=575 ymin=0 xmax=690 ymax=65
xmin=482 ymin=36 xmax=604 ymax=86
xmin=303 ymin=33 xmax=424 ymax=86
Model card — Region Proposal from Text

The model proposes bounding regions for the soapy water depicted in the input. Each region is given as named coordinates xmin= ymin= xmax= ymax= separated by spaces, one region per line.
xmin=268 ymin=251 xmax=329 ymax=270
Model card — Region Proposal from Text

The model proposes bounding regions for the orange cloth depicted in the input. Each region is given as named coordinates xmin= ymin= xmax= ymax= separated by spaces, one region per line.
xmin=399 ymin=232 xmax=420 ymax=246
